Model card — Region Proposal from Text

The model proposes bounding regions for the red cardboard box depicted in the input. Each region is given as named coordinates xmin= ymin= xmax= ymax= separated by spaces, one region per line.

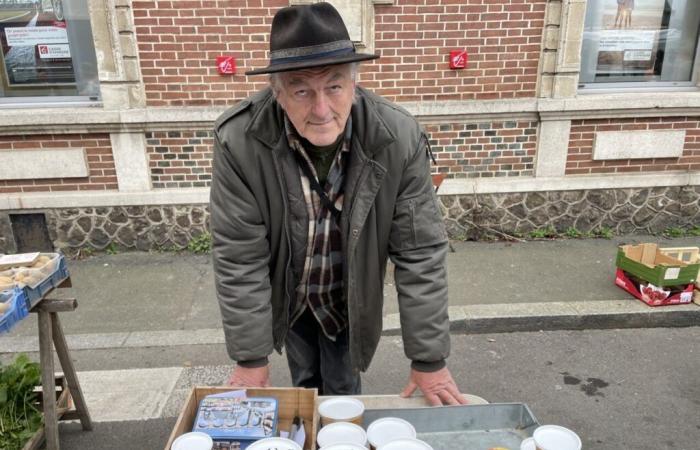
xmin=615 ymin=268 xmax=694 ymax=307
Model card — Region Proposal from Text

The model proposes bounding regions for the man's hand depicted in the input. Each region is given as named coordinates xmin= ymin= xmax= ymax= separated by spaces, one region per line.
xmin=400 ymin=366 xmax=468 ymax=406
xmin=227 ymin=364 xmax=271 ymax=388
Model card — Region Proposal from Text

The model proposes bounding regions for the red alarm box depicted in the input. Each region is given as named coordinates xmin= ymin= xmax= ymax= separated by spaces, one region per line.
xmin=449 ymin=50 xmax=468 ymax=69
xmin=216 ymin=56 xmax=236 ymax=75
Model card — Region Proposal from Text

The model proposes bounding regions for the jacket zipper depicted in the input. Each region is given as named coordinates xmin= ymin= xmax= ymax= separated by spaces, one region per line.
xmin=346 ymin=158 xmax=373 ymax=372
xmin=271 ymin=150 xmax=293 ymax=349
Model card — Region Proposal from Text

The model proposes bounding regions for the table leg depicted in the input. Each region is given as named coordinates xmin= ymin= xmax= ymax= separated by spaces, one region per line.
xmin=38 ymin=310 xmax=59 ymax=450
xmin=51 ymin=312 xmax=93 ymax=431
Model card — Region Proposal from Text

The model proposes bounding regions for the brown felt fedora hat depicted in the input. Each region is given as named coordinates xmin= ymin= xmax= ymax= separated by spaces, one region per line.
xmin=246 ymin=2 xmax=379 ymax=75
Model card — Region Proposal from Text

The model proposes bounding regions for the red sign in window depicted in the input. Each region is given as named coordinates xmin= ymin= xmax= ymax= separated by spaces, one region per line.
xmin=449 ymin=50 xmax=468 ymax=69
xmin=216 ymin=56 xmax=236 ymax=75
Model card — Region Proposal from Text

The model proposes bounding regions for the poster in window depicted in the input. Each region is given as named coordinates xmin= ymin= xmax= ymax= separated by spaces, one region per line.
xmin=594 ymin=0 xmax=667 ymax=78
xmin=0 ymin=0 xmax=74 ymax=86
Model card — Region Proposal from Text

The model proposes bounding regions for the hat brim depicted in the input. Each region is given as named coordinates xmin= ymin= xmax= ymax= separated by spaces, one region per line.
xmin=245 ymin=52 xmax=379 ymax=75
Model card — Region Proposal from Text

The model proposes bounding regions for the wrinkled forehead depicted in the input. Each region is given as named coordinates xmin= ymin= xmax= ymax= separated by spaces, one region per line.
xmin=280 ymin=64 xmax=352 ymax=86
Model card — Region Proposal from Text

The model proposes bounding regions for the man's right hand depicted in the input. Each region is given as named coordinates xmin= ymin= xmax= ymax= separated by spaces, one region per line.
xmin=227 ymin=364 xmax=271 ymax=388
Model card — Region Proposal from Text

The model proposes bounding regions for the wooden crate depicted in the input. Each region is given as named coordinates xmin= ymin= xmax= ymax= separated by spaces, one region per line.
xmin=165 ymin=387 xmax=318 ymax=450
xmin=22 ymin=375 xmax=73 ymax=450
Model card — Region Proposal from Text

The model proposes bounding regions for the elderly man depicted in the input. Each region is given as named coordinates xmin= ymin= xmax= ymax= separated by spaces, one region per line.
xmin=210 ymin=2 xmax=465 ymax=406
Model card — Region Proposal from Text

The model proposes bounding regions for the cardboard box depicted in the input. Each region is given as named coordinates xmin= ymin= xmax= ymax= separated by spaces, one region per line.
xmin=659 ymin=246 xmax=700 ymax=290
xmin=165 ymin=387 xmax=318 ymax=450
xmin=615 ymin=268 xmax=694 ymax=306
xmin=616 ymin=243 xmax=700 ymax=287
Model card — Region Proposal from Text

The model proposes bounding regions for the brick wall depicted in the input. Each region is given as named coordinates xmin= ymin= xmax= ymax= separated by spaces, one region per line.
xmin=146 ymin=121 xmax=536 ymax=186
xmin=369 ymin=0 xmax=546 ymax=101
xmin=133 ymin=0 xmax=546 ymax=107
xmin=427 ymin=120 xmax=537 ymax=178
xmin=0 ymin=134 xmax=116 ymax=193
xmin=567 ymin=117 xmax=700 ymax=175
xmin=146 ymin=131 xmax=213 ymax=188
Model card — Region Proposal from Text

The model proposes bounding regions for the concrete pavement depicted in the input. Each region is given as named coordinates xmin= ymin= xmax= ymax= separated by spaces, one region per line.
xmin=48 ymin=328 xmax=700 ymax=450
xmin=1 ymin=235 xmax=699 ymax=449
xmin=2 ymin=235 xmax=699 ymax=349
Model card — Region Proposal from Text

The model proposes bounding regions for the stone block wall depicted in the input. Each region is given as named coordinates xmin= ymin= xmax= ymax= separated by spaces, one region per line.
xmin=1 ymin=186 xmax=697 ymax=255
xmin=45 ymin=205 xmax=210 ymax=255
xmin=441 ymin=185 xmax=700 ymax=240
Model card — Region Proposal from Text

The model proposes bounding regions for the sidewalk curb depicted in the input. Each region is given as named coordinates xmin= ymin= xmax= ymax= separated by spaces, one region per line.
xmin=381 ymin=301 xmax=700 ymax=335
xmin=1 ymin=301 xmax=698 ymax=354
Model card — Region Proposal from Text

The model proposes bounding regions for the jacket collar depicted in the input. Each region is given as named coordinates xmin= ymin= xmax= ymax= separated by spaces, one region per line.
xmin=246 ymin=86 xmax=396 ymax=157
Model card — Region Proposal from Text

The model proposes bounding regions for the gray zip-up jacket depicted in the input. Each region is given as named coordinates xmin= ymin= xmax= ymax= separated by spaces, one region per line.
xmin=210 ymin=86 xmax=450 ymax=372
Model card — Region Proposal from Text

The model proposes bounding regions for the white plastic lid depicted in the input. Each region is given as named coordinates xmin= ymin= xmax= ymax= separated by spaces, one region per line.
xmin=319 ymin=443 xmax=368 ymax=450
xmin=246 ymin=437 xmax=303 ymax=450
xmin=366 ymin=417 xmax=416 ymax=447
xmin=533 ymin=425 xmax=582 ymax=450
xmin=520 ymin=437 xmax=536 ymax=450
xmin=377 ymin=438 xmax=434 ymax=450
xmin=171 ymin=432 xmax=213 ymax=450
xmin=318 ymin=397 xmax=365 ymax=420
xmin=317 ymin=421 xmax=367 ymax=447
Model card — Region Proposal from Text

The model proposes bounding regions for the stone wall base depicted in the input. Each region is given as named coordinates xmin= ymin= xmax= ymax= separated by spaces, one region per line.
xmin=440 ymin=186 xmax=700 ymax=240
xmin=1 ymin=186 xmax=698 ymax=254
xmin=0 ymin=205 xmax=209 ymax=256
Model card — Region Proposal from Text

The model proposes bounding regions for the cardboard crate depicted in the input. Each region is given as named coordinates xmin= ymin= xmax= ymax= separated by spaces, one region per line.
xmin=616 ymin=243 xmax=699 ymax=287
xmin=615 ymin=268 xmax=694 ymax=306
xmin=165 ymin=387 xmax=318 ymax=450
xmin=659 ymin=246 xmax=700 ymax=290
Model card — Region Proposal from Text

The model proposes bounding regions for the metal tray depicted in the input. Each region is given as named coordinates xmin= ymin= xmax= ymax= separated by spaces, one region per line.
xmin=363 ymin=403 xmax=539 ymax=450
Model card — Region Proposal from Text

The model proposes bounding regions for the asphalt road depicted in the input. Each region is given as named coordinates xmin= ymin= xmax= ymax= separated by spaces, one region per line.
xmin=48 ymin=327 xmax=699 ymax=450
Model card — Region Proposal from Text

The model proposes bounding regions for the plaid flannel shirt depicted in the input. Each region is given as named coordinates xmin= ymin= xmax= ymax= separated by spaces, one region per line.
xmin=285 ymin=115 xmax=351 ymax=340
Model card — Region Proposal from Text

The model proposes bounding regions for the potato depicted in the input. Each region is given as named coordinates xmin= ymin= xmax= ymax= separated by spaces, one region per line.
xmin=0 ymin=302 xmax=9 ymax=313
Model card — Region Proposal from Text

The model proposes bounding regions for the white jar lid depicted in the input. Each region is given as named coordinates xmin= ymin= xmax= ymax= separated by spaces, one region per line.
xmin=533 ymin=425 xmax=582 ymax=450
xmin=246 ymin=437 xmax=303 ymax=450
xmin=377 ymin=438 xmax=434 ymax=450
xmin=318 ymin=397 xmax=365 ymax=421
xmin=171 ymin=432 xmax=213 ymax=450
xmin=319 ymin=443 xmax=368 ymax=450
xmin=366 ymin=417 xmax=416 ymax=448
xmin=317 ymin=421 xmax=367 ymax=447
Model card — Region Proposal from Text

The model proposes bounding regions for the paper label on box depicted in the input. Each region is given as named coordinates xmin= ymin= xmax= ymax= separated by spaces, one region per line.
xmin=664 ymin=267 xmax=681 ymax=280
xmin=680 ymin=292 xmax=692 ymax=303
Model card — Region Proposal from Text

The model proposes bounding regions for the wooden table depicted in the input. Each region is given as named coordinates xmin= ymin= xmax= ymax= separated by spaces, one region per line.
xmin=25 ymin=277 xmax=92 ymax=450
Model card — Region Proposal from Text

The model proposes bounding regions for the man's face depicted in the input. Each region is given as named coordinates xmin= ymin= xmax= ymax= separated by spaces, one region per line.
xmin=274 ymin=64 xmax=355 ymax=146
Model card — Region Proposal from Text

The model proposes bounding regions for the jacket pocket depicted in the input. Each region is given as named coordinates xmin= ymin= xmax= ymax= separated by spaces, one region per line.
xmin=390 ymin=190 xmax=446 ymax=251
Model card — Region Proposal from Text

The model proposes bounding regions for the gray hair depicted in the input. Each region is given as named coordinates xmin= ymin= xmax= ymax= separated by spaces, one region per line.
xmin=269 ymin=62 xmax=359 ymax=98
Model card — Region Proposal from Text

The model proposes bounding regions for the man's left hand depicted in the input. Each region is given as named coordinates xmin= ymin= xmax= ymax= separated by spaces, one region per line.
xmin=400 ymin=367 xmax=468 ymax=406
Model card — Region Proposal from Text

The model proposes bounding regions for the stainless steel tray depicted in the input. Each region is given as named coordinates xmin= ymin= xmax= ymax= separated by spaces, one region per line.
xmin=362 ymin=403 xmax=539 ymax=450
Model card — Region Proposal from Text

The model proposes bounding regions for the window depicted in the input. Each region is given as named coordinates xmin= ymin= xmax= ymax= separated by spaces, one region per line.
xmin=0 ymin=0 xmax=100 ymax=104
xmin=580 ymin=0 xmax=700 ymax=90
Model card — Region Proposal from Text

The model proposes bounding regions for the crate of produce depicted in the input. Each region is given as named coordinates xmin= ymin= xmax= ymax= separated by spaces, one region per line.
xmin=615 ymin=268 xmax=694 ymax=307
xmin=0 ymin=288 xmax=29 ymax=334
xmin=616 ymin=243 xmax=700 ymax=287
xmin=166 ymin=387 xmax=318 ymax=450
xmin=0 ymin=253 xmax=69 ymax=307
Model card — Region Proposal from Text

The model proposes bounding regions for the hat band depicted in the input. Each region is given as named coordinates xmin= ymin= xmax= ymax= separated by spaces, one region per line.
xmin=269 ymin=40 xmax=355 ymax=66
